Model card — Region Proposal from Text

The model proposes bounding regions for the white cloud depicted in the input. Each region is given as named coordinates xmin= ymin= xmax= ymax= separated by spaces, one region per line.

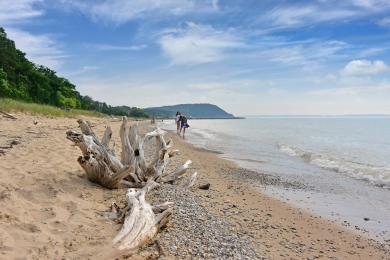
xmin=5 ymin=28 xmax=66 ymax=69
xmin=350 ymin=0 xmax=390 ymax=9
xmin=85 ymin=43 xmax=148 ymax=51
xmin=261 ymin=1 xmax=390 ymax=28
xmin=64 ymin=66 xmax=100 ymax=77
xmin=61 ymin=0 xmax=216 ymax=24
xmin=0 ymin=1 xmax=66 ymax=70
xmin=188 ymin=82 xmax=225 ymax=91
xmin=262 ymin=4 xmax=357 ymax=27
xmin=357 ymin=47 xmax=386 ymax=58
xmin=0 ymin=0 xmax=43 ymax=24
xmin=308 ymin=84 xmax=390 ymax=96
xmin=211 ymin=0 xmax=219 ymax=10
xmin=188 ymin=79 xmax=267 ymax=92
xmin=341 ymin=59 xmax=390 ymax=76
xmin=377 ymin=17 xmax=390 ymax=27
xmin=159 ymin=22 xmax=243 ymax=65
xmin=255 ymin=40 xmax=347 ymax=70
xmin=309 ymin=87 xmax=362 ymax=96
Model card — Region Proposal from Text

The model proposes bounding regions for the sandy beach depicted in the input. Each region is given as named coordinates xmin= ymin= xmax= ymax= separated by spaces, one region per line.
xmin=0 ymin=113 xmax=389 ymax=259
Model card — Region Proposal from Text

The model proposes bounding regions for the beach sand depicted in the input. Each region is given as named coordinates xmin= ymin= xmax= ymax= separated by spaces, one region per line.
xmin=0 ymin=113 xmax=389 ymax=259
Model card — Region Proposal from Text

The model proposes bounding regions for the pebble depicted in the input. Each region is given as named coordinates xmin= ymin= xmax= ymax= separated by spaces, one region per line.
xmin=148 ymin=184 xmax=258 ymax=259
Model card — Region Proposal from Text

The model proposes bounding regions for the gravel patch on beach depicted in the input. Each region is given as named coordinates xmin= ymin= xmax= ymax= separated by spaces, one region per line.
xmin=141 ymin=126 xmax=259 ymax=259
xmin=223 ymin=167 xmax=311 ymax=190
xmin=148 ymin=184 xmax=260 ymax=259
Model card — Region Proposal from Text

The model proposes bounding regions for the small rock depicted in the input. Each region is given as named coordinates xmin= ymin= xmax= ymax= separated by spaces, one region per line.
xmin=199 ymin=183 xmax=210 ymax=190
xmin=10 ymin=140 xmax=20 ymax=146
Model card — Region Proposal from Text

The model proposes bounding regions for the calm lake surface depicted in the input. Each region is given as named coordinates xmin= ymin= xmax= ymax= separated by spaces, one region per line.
xmin=160 ymin=117 xmax=390 ymax=241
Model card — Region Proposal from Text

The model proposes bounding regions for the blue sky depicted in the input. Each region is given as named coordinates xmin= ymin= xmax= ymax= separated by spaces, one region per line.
xmin=1 ymin=0 xmax=390 ymax=115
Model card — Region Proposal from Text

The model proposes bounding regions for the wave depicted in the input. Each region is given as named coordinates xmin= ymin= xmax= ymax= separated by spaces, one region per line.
xmin=278 ymin=144 xmax=390 ymax=188
xmin=158 ymin=120 xmax=215 ymax=138
xmin=190 ymin=128 xmax=217 ymax=139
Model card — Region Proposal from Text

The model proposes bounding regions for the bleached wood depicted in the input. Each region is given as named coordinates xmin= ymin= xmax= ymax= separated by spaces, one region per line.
xmin=68 ymin=119 xmax=192 ymax=186
xmin=133 ymin=132 xmax=148 ymax=179
xmin=129 ymin=123 xmax=139 ymax=149
xmin=101 ymin=125 xmax=112 ymax=148
xmin=119 ymin=117 xmax=135 ymax=167
xmin=101 ymin=125 xmax=116 ymax=156
xmin=119 ymin=180 xmax=146 ymax=188
xmin=185 ymin=171 xmax=198 ymax=188
xmin=67 ymin=130 xmax=123 ymax=171
xmin=67 ymin=119 xmax=195 ymax=252
xmin=152 ymin=202 xmax=174 ymax=214
xmin=113 ymin=181 xmax=160 ymax=251
xmin=155 ymin=208 xmax=172 ymax=230
xmin=161 ymin=160 xmax=192 ymax=183
xmin=77 ymin=119 xmax=96 ymax=139
xmin=67 ymin=121 xmax=128 ymax=189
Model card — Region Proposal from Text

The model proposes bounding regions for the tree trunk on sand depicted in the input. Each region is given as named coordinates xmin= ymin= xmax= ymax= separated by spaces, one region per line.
xmin=66 ymin=117 xmax=196 ymax=251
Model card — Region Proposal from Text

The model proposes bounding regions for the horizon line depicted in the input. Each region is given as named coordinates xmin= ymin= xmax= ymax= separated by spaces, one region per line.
xmin=243 ymin=114 xmax=390 ymax=117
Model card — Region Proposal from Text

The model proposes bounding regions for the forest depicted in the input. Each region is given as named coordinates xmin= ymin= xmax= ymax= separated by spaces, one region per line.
xmin=0 ymin=27 xmax=148 ymax=118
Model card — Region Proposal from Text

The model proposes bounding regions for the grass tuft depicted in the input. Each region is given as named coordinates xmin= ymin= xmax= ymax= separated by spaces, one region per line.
xmin=0 ymin=98 xmax=104 ymax=118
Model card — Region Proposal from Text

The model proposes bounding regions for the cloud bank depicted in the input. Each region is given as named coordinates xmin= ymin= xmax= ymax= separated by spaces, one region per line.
xmin=342 ymin=60 xmax=390 ymax=76
xmin=159 ymin=22 xmax=243 ymax=65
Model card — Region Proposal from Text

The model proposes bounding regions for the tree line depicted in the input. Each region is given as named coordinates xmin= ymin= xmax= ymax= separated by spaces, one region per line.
xmin=0 ymin=27 xmax=148 ymax=118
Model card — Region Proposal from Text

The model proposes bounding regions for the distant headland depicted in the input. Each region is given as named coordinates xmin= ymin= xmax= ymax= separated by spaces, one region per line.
xmin=144 ymin=103 xmax=241 ymax=119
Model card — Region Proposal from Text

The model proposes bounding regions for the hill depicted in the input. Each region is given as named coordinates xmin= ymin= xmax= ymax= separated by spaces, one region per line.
xmin=144 ymin=103 xmax=235 ymax=118
xmin=0 ymin=27 xmax=148 ymax=118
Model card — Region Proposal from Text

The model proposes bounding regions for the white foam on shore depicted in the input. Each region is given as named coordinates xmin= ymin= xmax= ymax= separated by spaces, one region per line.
xmin=159 ymin=118 xmax=390 ymax=241
xmin=190 ymin=128 xmax=216 ymax=139
xmin=278 ymin=144 xmax=390 ymax=188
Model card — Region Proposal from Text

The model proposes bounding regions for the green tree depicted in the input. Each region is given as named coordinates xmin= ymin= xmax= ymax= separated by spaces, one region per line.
xmin=0 ymin=68 xmax=12 ymax=97
xmin=0 ymin=27 xmax=148 ymax=117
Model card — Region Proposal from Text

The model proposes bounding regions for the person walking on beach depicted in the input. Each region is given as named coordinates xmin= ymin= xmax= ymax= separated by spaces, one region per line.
xmin=180 ymin=115 xmax=189 ymax=138
xmin=175 ymin=111 xmax=181 ymax=135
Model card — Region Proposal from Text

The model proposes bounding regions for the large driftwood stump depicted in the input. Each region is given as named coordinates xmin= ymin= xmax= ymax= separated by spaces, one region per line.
xmin=67 ymin=117 xmax=194 ymax=252
xmin=66 ymin=117 xmax=192 ymax=189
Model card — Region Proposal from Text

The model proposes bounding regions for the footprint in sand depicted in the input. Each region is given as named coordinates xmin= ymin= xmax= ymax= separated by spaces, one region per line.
xmin=19 ymin=222 xmax=41 ymax=233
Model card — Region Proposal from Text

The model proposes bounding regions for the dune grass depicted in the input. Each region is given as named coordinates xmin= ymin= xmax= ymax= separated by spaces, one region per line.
xmin=0 ymin=98 xmax=104 ymax=118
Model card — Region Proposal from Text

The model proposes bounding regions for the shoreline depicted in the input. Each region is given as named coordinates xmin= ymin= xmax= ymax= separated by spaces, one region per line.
xmin=162 ymin=129 xmax=390 ymax=258
xmin=160 ymin=119 xmax=390 ymax=242
xmin=0 ymin=114 xmax=389 ymax=259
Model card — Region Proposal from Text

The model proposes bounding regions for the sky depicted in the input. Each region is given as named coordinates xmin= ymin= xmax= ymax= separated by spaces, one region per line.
xmin=1 ymin=0 xmax=390 ymax=116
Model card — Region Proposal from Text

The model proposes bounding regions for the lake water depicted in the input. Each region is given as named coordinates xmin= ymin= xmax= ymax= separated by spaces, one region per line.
xmin=159 ymin=116 xmax=390 ymax=241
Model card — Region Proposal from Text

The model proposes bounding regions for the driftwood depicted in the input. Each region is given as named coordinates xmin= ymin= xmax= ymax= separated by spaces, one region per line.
xmin=0 ymin=139 xmax=21 ymax=156
xmin=0 ymin=111 xmax=17 ymax=120
xmin=112 ymin=181 xmax=172 ymax=251
xmin=67 ymin=117 xmax=195 ymax=252
xmin=185 ymin=172 xmax=198 ymax=188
